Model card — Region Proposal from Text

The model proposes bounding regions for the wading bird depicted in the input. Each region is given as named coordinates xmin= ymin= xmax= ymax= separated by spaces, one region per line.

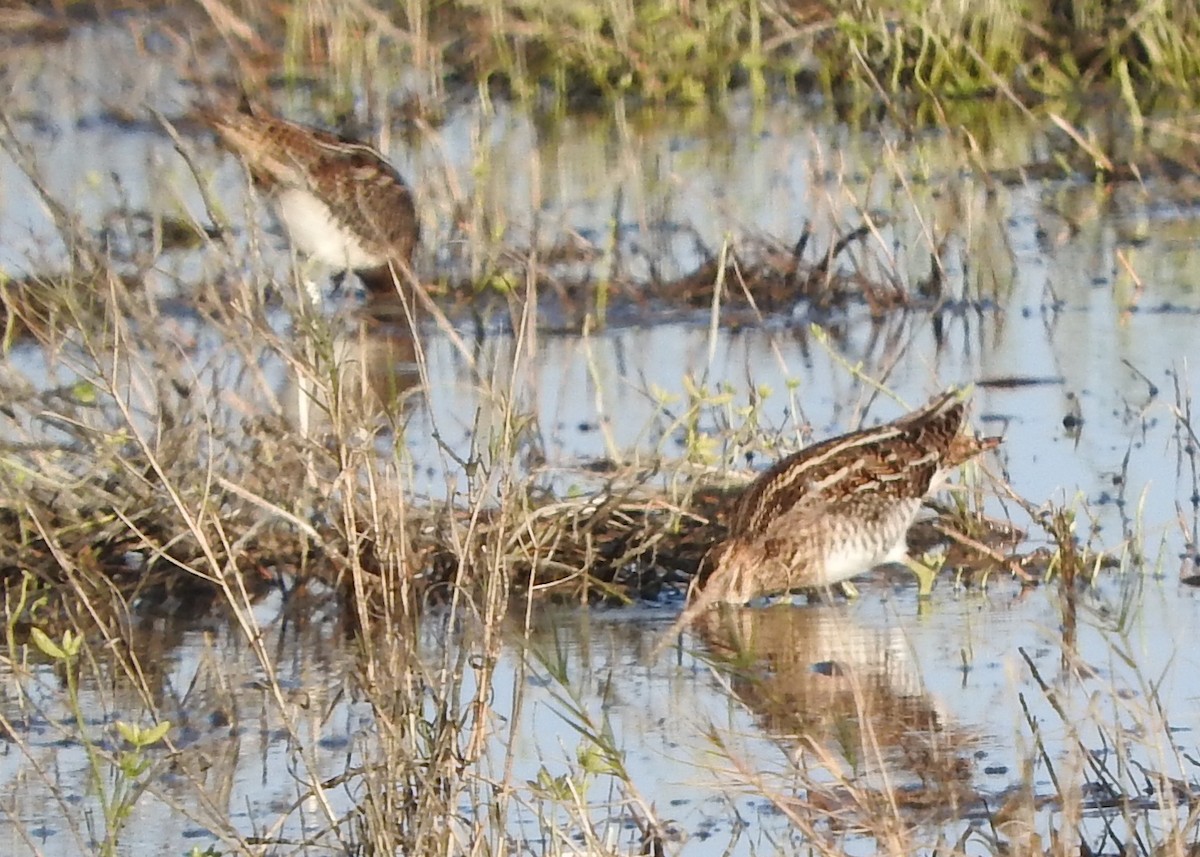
xmin=657 ymin=390 xmax=1000 ymax=651
xmin=202 ymin=103 xmax=419 ymax=297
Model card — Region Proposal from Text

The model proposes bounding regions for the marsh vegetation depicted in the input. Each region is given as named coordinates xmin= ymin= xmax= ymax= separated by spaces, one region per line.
xmin=2 ymin=1 xmax=1200 ymax=855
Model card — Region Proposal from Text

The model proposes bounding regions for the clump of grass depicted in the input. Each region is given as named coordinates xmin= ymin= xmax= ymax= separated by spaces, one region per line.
xmin=192 ymin=0 xmax=1200 ymax=109
xmin=458 ymin=0 xmax=768 ymax=103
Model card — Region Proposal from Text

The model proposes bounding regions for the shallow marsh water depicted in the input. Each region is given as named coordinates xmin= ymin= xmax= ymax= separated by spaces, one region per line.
xmin=2 ymin=14 xmax=1200 ymax=857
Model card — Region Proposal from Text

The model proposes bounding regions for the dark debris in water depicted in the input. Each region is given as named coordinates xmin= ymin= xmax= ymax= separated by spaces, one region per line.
xmin=1180 ymin=550 xmax=1200 ymax=586
xmin=422 ymin=224 xmax=987 ymax=333
xmin=0 ymin=269 xmax=144 ymax=346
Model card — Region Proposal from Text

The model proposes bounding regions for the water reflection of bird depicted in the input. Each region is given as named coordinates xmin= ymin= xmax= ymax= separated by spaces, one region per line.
xmin=660 ymin=391 xmax=1000 ymax=644
xmin=693 ymin=604 xmax=976 ymax=812
xmin=280 ymin=317 xmax=424 ymax=433
xmin=201 ymin=103 xmax=419 ymax=296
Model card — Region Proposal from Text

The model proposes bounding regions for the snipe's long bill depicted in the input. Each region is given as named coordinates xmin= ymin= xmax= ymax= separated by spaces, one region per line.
xmin=656 ymin=389 xmax=1001 ymax=651
xmin=201 ymin=104 xmax=419 ymax=295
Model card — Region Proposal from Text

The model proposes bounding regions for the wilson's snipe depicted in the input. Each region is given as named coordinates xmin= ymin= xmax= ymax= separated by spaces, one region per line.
xmin=203 ymin=104 xmax=419 ymax=295
xmin=661 ymin=390 xmax=1000 ymax=643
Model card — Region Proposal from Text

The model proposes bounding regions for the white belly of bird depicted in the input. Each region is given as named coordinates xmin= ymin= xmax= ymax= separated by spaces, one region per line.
xmin=814 ymin=505 xmax=918 ymax=586
xmin=815 ymin=541 xmax=895 ymax=586
xmin=275 ymin=187 xmax=386 ymax=270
